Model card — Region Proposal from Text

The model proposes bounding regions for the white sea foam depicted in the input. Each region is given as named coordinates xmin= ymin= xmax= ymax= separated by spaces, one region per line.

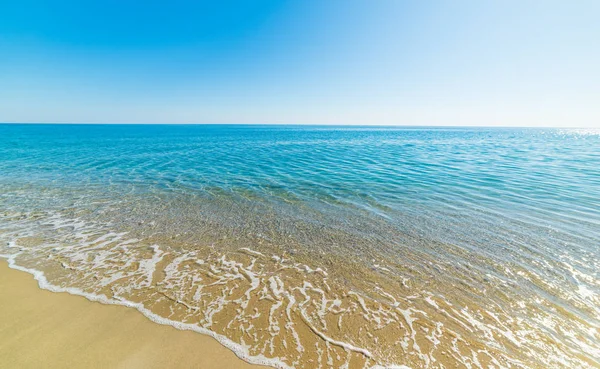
xmin=1 ymin=211 xmax=598 ymax=369
xmin=0 ymin=251 xmax=294 ymax=369
xmin=0 ymin=247 xmax=422 ymax=369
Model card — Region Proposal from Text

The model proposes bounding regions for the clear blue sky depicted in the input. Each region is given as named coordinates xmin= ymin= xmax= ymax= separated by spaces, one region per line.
xmin=1 ymin=1 xmax=599 ymax=126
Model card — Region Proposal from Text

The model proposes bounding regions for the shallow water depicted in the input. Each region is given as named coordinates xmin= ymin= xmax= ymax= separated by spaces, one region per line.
xmin=0 ymin=124 xmax=598 ymax=368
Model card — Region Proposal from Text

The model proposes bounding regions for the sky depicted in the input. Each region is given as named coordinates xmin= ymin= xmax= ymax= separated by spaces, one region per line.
xmin=1 ymin=0 xmax=599 ymax=126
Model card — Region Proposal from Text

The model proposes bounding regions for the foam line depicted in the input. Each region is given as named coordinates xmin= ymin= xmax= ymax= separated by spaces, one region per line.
xmin=0 ymin=252 xmax=291 ymax=369
xmin=0 ymin=251 xmax=409 ymax=369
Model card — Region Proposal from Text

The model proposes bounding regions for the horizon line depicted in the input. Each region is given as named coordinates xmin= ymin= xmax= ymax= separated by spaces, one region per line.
xmin=0 ymin=122 xmax=596 ymax=129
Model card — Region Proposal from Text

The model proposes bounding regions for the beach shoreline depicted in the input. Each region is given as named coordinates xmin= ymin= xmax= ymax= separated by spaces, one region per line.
xmin=1 ymin=126 xmax=597 ymax=368
xmin=0 ymin=259 xmax=261 ymax=369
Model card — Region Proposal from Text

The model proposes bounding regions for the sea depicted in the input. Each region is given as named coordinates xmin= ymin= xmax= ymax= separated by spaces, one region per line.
xmin=0 ymin=124 xmax=598 ymax=368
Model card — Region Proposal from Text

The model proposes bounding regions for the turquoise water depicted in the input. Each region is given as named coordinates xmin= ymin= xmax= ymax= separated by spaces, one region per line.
xmin=1 ymin=124 xmax=599 ymax=368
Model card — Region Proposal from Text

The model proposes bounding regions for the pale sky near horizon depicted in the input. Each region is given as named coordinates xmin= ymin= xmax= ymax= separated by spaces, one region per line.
xmin=1 ymin=1 xmax=599 ymax=127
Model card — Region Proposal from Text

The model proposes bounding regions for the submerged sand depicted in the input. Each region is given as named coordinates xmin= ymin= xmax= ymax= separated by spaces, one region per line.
xmin=0 ymin=260 xmax=260 ymax=369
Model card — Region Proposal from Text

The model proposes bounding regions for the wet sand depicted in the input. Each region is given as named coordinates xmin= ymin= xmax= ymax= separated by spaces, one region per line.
xmin=0 ymin=260 xmax=261 ymax=369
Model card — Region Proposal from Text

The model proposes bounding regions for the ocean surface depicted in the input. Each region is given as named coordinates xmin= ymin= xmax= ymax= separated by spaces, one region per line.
xmin=0 ymin=124 xmax=598 ymax=368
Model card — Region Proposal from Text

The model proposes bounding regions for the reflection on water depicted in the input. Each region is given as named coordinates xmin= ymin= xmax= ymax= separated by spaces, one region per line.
xmin=0 ymin=125 xmax=599 ymax=368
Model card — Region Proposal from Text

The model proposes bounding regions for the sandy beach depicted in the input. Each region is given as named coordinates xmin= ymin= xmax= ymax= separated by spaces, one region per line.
xmin=0 ymin=260 xmax=260 ymax=369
